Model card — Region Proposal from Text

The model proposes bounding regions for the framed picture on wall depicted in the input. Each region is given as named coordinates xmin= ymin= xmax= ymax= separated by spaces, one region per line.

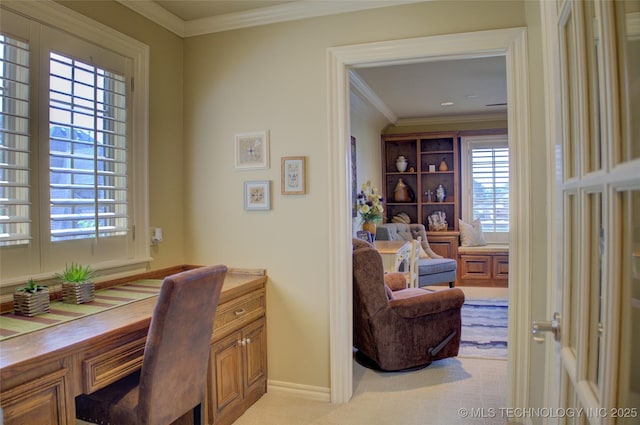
xmin=281 ymin=156 xmax=306 ymax=195
xmin=244 ymin=180 xmax=271 ymax=210
xmin=235 ymin=131 xmax=270 ymax=170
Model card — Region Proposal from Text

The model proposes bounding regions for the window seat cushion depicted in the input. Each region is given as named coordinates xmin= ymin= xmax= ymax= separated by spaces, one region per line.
xmin=458 ymin=244 xmax=509 ymax=255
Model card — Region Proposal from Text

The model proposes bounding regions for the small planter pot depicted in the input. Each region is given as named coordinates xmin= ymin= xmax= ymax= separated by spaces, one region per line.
xmin=62 ymin=281 xmax=95 ymax=304
xmin=13 ymin=289 xmax=51 ymax=316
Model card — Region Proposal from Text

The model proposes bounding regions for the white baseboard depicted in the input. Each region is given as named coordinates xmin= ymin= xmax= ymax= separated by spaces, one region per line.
xmin=267 ymin=380 xmax=331 ymax=402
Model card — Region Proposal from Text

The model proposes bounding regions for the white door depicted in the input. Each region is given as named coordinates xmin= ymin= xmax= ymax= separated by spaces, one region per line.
xmin=540 ymin=1 xmax=639 ymax=424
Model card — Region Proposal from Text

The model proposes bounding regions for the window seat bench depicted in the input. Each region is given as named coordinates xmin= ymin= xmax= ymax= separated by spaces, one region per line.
xmin=457 ymin=244 xmax=509 ymax=287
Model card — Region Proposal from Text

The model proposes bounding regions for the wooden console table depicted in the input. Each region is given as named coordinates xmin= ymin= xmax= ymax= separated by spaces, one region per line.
xmin=0 ymin=266 xmax=267 ymax=425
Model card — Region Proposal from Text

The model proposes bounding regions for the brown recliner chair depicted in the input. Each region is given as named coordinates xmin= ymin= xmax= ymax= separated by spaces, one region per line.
xmin=352 ymin=239 xmax=465 ymax=371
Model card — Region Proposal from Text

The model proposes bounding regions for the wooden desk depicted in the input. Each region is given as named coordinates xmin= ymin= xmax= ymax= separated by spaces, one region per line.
xmin=374 ymin=240 xmax=410 ymax=273
xmin=0 ymin=267 xmax=267 ymax=425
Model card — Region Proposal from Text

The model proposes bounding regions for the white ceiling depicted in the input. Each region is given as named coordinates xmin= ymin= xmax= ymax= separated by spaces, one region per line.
xmin=118 ymin=0 xmax=507 ymax=123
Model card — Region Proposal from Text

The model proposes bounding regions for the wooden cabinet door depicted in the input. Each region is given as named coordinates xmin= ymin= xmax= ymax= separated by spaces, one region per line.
xmin=1 ymin=369 xmax=70 ymax=425
xmin=243 ymin=318 xmax=267 ymax=394
xmin=210 ymin=331 xmax=243 ymax=421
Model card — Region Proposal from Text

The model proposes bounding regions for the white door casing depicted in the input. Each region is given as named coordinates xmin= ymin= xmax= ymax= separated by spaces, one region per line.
xmin=327 ymin=27 xmax=531 ymax=407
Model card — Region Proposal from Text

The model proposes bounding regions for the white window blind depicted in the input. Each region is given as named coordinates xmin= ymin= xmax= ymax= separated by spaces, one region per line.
xmin=48 ymin=52 xmax=128 ymax=242
xmin=0 ymin=34 xmax=31 ymax=246
xmin=469 ymin=146 xmax=509 ymax=233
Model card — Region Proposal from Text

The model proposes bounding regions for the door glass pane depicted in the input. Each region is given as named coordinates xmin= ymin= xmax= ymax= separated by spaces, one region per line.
xmin=614 ymin=0 xmax=640 ymax=162
xmin=561 ymin=8 xmax=578 ymax=180
xmin=618 ymin=190 xmax=640 ymax=424
xmin=584 ymin=0 xmax=602 ymax=172
xmin=566 ymin=193 xmax=579 ymax=352
xmin=586 ymin=192 xmax=603 ymax=395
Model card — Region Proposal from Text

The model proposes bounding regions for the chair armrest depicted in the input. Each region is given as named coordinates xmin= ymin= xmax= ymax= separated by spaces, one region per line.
xmin=384 ymin=272 xmax=408 ymax=291
xmin=388 ymin=288 xmax=465 ymax=319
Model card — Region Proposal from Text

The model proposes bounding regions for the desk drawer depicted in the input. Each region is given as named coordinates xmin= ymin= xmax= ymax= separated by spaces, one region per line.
xmin=82 ymin=337 xmax=146 ymax=394
xmin=213 ymin=288 xmax=265 ymax=342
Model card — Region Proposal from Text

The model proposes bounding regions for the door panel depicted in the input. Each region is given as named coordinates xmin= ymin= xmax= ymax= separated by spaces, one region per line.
xmin=543 ymin=0 xmax=640 ymax=423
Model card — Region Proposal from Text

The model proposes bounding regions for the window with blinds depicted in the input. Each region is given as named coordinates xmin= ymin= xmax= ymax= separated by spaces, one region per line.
xmin=48 ymin=52 xmax=128 ymax=242
xmin=470 ymin=146 xmax=509 ymax=233
xmin=0 ymin=34 xmax=31 ymax=246
xmin=1 ymin=4 xmax=148 ymax=283
xmin=461 ymin=135 xmax=509 ymax=243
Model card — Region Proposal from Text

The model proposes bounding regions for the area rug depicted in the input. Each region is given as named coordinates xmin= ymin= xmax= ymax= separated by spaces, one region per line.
xmin=459 ymin=298 xmax=508 ymax=359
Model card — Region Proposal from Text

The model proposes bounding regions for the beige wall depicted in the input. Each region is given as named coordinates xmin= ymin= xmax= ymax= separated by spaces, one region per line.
xmin=59 ymin=0 xmax=550 ymax=401
xmin=58 ymin=0 xmax=186 ymax=270
xmin=350 ymin=91 xmax=391 ymax=234
xmin=182 ymin=1 xmax=529 ymax=390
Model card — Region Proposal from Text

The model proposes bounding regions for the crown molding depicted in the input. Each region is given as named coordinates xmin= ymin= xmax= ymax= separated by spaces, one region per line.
xmin=116 ymin=0 xmax=185 ymax=37
xmin=349 ymin=71 xmax=397 ymax=124
xmin=117 ymin=0 xmax=426 ymax=38
xmin=395 ymin=112 xmax=508 ymax=126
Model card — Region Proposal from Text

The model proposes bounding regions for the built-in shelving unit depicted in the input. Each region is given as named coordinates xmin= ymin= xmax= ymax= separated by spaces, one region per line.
xmin=382 ymin=131 xmax=460 ymax=231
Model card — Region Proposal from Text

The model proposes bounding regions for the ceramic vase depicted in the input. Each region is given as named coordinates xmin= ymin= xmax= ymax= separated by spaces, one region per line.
xmin=435 ymin=184 xmax=446 ymax=202
xmin=362 ymin=221 xmax=376 ymax=236
xmin=395 ymin=156 xmax=408 ymax=172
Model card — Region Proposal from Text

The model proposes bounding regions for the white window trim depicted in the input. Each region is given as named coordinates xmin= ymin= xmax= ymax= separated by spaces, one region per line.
xmin=460 ymin=134 xmax=509 ymax=244
xmin=1 ymin=0 xmax=151 ymax=287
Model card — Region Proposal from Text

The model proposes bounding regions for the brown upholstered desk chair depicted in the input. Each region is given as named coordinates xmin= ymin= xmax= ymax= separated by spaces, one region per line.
xmin=352 ymin=239 xmax=464 ymax=371
xmin=76 ymin=265 xmax=227 ymax=425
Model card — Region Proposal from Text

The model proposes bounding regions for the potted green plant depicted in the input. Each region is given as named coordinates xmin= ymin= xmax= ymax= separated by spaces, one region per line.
xmin=13 ymin=279 xmax=50 ymax=316
xmin=57 ymin=262 xmax=95 ymax=304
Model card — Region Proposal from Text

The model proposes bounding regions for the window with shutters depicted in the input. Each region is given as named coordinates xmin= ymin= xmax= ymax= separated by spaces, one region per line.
xmin=48 ymin=53 xmax=128 ymax=242
xmin=0 ymin=34 xmax=30 ymax=246
xmin=0 ymin=3 xmax=149 ymax=284
xmin=461 ymin=135 xmax=509 ymax=244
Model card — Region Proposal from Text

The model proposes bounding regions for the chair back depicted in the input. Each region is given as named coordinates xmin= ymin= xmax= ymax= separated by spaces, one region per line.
xmin=352 ymin=240 xmax=389 ymax=318
xmin=138 ymin=265 xmax=227 ymax=425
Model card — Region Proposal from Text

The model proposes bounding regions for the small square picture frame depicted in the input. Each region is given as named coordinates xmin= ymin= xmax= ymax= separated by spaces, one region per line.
xmin=244 ymin=180 xmax=271 ymax=210
xmin=235 ymin=130 xmax=269 ymax=170
xmin=281 ymin=156 xmax=306 ymax=195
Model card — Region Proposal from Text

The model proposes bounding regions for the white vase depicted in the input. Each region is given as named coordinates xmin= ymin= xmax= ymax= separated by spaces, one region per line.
xmin=395 ymin=156 xmax=408 ymax=172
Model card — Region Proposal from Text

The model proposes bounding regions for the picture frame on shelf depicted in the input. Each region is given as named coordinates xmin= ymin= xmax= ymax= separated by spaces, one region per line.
xmin=281 ymin=156 xmax=306 ymax=195
xmin=244 ymin=180 xmax=271 ymax=210
xmin=356 ymin=230 xmax=374 ymax=243
xmin=235 ymin=130 xmax=270 ymax=170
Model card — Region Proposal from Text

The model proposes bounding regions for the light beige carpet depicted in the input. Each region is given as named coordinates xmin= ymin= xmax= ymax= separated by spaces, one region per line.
xmin=232 ymin=357 xmax=513 ymax=425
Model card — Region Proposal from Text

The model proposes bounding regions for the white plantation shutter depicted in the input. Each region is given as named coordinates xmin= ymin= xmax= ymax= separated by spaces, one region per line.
xmin=470 ymin=146 xmax=509 ymax=233
xmin=48 ymin=52 xmax=128 ymax=242
xmin=0 ymin=34 xmax=31 ymax=246
xmin=461 ymin=135 xmax=509 ymax=243
xmin=1 ymin=3 xmax=149 ymax=282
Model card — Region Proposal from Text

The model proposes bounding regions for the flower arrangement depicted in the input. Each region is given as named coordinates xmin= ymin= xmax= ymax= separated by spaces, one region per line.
xmin=357 ymin=180 xmax=384 ymax=223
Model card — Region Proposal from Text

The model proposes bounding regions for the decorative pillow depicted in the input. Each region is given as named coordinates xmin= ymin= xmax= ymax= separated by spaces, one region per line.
xmin=459 ymin=218 xmax=487 ymax=247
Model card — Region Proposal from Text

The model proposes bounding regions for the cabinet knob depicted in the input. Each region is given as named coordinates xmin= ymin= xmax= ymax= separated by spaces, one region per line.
xmin=235 ymin=308 xmax=246 ymax=316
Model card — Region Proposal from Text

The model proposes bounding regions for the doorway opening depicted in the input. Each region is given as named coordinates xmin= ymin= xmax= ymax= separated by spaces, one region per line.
xmin=327 ymin=27 xmax=531 ymax=407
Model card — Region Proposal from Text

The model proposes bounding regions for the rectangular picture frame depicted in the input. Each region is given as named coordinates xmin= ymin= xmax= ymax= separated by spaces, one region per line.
xmin=235 ymin=130 xmax=269 ymax=170
xmin=281 ymin=156 xmax=306 ymax=195
xmin=244 ymin=180 xmax=271 ymax=210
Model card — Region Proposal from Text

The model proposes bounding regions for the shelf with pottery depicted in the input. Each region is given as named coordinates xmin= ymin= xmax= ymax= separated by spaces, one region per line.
xmin=381 ymin=131 xmax=459 ymax=232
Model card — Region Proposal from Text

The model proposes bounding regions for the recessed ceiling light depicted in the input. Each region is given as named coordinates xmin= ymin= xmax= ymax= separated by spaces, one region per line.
xmin=465 ymin=94 xmax=478 ymax=99
xmin=440 ymin=101 xmax=454 ymax=107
